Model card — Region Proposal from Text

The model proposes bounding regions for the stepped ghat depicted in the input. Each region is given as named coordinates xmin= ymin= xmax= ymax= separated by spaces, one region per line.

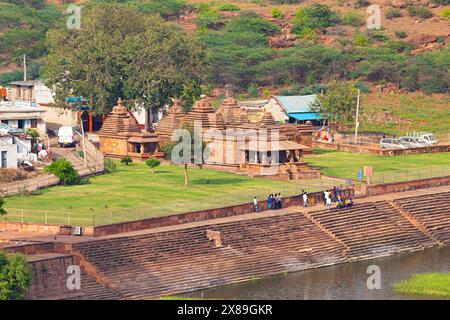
xmin=2 ymin=188 xmax=448 ymax=299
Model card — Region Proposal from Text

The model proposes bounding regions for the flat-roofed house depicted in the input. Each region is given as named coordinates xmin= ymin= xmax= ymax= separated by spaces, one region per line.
xmin=265 ymin=95 xmax=324 ymax=125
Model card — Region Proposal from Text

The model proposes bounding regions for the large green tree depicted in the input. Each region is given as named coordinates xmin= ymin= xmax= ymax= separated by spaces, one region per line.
xmin=42 ymin=3 xmax=210 ymax=128
xmin=311 ymin=81 xmax=359 ymax=126
xmin=0 ymin=251 xmax=32 ymax=300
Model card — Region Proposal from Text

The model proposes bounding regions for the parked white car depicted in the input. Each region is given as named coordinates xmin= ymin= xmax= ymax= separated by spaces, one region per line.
xmin=58 ymin=126 xmax=79 ymax=148
xmin=380 ymin=138 xmax=407 ymax=150
xmin=399 ymin=137 xmax=429 ymax=148
xmin=418 ymin=133 xmax=438 ymax=145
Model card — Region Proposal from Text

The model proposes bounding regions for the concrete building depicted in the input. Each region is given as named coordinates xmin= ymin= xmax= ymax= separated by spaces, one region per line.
xmin=264 ymin=95 xmax=323 ymax=125
xmin=0 ymin=136 xmax=17 ymax=169
xmin=7 ymin=80 xmax=77 ymax=129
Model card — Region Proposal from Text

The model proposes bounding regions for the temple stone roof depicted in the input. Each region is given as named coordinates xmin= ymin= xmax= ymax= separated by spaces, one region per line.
xmin=216 ymin=97 xmax=249 ymax=126
xmin=185 ymin=97 xmax=215 ymax=128
xmin=156 ymin=100 xmax=186 ymax=141
xmin=259 ymin=111 xmax=275 ymax=127
xmin=99 ymin=98 xmax=141 ymax=137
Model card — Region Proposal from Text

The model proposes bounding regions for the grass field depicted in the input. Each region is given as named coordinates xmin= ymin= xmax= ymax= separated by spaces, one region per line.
xmin=304 ymin=151 xmax=450 ymax=181
xmin=394 ymin=273 xmax=450 ymax=298
xmin=3 ymin=163 xmax=337 ymax=226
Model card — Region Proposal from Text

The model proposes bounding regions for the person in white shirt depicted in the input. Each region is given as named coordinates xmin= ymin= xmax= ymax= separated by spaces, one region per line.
xmin=253 ymin=196 xmax=258 ymax=212
xmin=302 ymin=192 xmax=308 ymax=207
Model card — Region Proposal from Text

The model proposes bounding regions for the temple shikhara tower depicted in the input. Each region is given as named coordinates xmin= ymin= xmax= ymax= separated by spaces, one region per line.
xmin=98 ymin=98 xmax=161 ymax=161
xmin=99 ymin=95 xmax=317 ymax=179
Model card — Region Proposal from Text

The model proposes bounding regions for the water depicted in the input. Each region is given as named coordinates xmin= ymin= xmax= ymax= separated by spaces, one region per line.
xmin=183 ymin=246 xmax=450 ymax=300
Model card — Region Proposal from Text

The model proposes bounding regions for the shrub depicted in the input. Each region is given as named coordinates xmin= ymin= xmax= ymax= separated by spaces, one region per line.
xmin=431 ymin=0 xmax=450 ymax=5
xmin=78 ymin=151 xmax=84 ymax=158
xmin=120 ymin=157 xmax=133 ymax=166
xmin=369 ymin=31 xmax=390 ymax=42
xmin=395 ymin=31 xmax=407 ymax=39
xmin=26 ymin=128 xmax=39 ymax=139
xmin=0 ymin=198 xmax=6 ymax=216
xmin=385 ymin=8 xmax=402 ymax=20
xmin=145 ymin=158 xmax=161 ymax=173
xmin=407 ymin=6 xmax=433 ymax=19
xmin=342 ymin=12 xmax=363 ymax=26
xmin=196 ymin=10 xmax=225 ymax=30
xmin=247 ymin=83 xmax=259 ymax=97
xmin=354 ymin=81 xmax=371 ymax=93
xmin=292 ymin=4 xmax=340 ymax=35
xmin=354 ymin=33 xmax=371 ymax=46
xmin=217 ymin=4 xmax=240 ymax=12
xmin=355 ymin=0 xmax=371 ymax=7
xmin=0 ymin=251 xmax=32 ymax=300
xmin=441 ymin=9 xmax=450 ymax=19
xmin=104 ymin=158 xmax=117 ymax=173
xmin=44 ymin=158 xmax=80 ymax=185
xmin=271 ymin=8 xmax=284 ymax=19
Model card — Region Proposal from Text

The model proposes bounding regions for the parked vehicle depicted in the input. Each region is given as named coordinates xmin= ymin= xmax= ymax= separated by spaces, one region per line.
xmin=58 ymin=126 xmax=79 ymax=147
xmin=399 ymin=137 xmax=429 ymax=148
xmin=380 ymin=138 xmax=407 ymax=150
xmin=418 ymin=133 xmax=438 ymax=145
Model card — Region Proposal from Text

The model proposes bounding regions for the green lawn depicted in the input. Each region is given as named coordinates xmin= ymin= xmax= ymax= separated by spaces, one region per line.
xmin=305 ymin=151 xmax=450 ymax=181
xmin=394 ymin=273 xmax=450 ymax=298
xmin=3 ymin=163 xmax=336 ymax=226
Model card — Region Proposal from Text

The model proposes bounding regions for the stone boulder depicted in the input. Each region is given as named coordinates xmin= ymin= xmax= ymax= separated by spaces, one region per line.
xmin=408 ymin=34 xmax=437 ymax=45
xmin=390 ymin=0 xmax=407 ymax=8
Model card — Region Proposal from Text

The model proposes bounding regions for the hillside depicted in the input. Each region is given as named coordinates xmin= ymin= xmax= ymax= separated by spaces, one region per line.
xmin=0 ymin=0 xmax=449 ymax=134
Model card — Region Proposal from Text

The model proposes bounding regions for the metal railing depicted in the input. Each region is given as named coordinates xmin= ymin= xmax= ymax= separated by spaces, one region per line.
xmin=2 ymin=178 xmax=347 ymax=227
xmin=370 ymin=165 xmax=450 ymax=185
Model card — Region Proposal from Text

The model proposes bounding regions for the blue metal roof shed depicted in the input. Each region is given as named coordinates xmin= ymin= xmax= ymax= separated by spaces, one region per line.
xmin=274 ymin=95 xmax=323 ymax=122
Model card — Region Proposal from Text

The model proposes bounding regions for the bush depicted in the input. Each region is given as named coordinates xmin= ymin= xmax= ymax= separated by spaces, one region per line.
xmin=431 ymin=0 xmax=450 ymax=5
xmin=292 ymin=4 xmax=340 ymax=35
xmin=408 ymin=6 xmax=433 ymax=19
xmin=0 ymin=198 xmax=6 ymax=216
xmin=342 ymin=12 xmax=363 ymax=26
xmin=354 ymin=81 xmax=371 ymax=93
xmin=247 ymin=83 xmax=259 ymax=97
xmin=145 ymin=158 xmax=161 ymax=173
xmin=44 ymin=158 xmax=80 ymax=185
xmin=355 ymin=0 xmax=371 ymax=7
xmin=217 ymin=4 xmax=240 ymax=12
xmin=385 ymin=8 xmax=402 ymax=20
xmin=271 ymin=8 xmax=284 ymax=19
xmin=395 ymin=31 xmax=407 ymax=39
xmin=441 ymin=9 xmax=450 ymax=19
xmin=104 ymin=158 xmax=117 ymax=173
xmin=0 ymin=251 xmax=32 ymax=300
xmin=354 ymin=33 xmax=371 ymax=46
xmin=196 ymin=9 xmax=225 ymax=30
xmin=120 ymin=157 xmax=133 ymax=166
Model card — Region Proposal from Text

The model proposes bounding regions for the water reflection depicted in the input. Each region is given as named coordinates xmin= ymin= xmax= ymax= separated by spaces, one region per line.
xmin=184 ymin=246 xmax=450 ymax=300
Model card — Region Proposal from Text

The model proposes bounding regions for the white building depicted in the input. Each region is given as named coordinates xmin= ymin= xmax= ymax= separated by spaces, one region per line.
xmin=0 ymin=136 xmax=17 ymax=169
xmin=7 ymin=80 xmax=77 ymax=129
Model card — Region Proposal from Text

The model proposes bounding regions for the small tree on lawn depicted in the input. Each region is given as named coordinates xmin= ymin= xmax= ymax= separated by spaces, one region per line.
xmin=120 ymin=157 xmax=133 ymax=166
xmin=44 ymin=159 xmax=80 ymax=185
xmin=0 ymin=251 xmax=32 ymax=300
xmin=146 ymin=158 xmax=160 ymax=174
xmin=162 ymin=123 xmax=208 ymax=187
xmin=0 ymin=198 xmax=6 ymax=216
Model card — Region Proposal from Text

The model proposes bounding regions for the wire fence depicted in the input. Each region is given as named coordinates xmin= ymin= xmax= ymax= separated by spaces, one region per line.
xmin=2 ymin=165 xmax=450 ymax=227
xmin=370 ymin=165 xmax=450 ymax=185
xmin=2 ymin=178 xmax=347 ymax=227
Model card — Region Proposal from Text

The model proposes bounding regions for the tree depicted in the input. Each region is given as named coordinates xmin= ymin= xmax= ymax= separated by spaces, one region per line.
xmin=311 ymin=81 xmax=359 ymax=127
xmin=162 ymin=123 xmax=208 ymax=187
xmin=0 ymin=198 xmax=6 ymax=216
xmin=120 ymin=157 xmax=133 ymax=166
xmin=145 ymin=158 xmax=160 ymax=174
xmin=0 ymin=251 xmax=32 ymax=300
xmin=42 ymin=3 xmax=210 ymax=127
xmin=44 ymin=158 xmax=80 ymax=185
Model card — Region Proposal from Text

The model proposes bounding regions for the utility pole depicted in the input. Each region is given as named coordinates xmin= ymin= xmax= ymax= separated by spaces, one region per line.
xmin=23 ymin=54 xmax=27 ymax=81
xmin=354 ymin=89 xmax=360 ymax=144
